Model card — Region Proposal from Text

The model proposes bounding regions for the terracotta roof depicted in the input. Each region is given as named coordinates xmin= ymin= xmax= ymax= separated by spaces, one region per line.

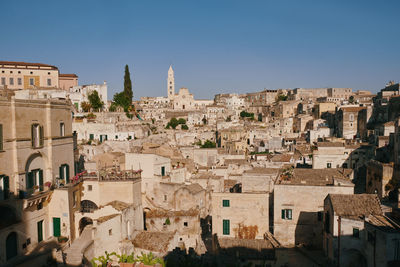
xmin=146 ymin=208 xmax=199 ymax=218
xmin=132 ymin=231 xmax=175 ymax=253
xmin=244 ymin=168 xmax=279 ymax=175
xmin=366 ymin=215 xmax=400 ymax=232
xmin=0 ymin=61 xmax=58 ymax=69
xmin=270 ymin=154 xmax=293 ymax=162
xmin=328 ymin=194 xmax=382 ymax=217
xmin=96 ymin=213 xmax=120 ymax=224
xmin=105 ymin=200 xmax=130 ymax=211
xmin=278 ymin=168 xmax=353 ymax=186
xmin=59 ymin=73 xmax=78 ymax=78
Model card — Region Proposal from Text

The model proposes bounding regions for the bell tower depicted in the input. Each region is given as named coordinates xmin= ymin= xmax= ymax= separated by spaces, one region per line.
xmin=167 ymin=65 xmax=175 ymax=99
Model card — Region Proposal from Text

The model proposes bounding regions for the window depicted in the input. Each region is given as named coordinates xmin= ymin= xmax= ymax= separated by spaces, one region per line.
xmin=1 ymin=77 xmax=5 ymax=85
xmin=0 ymin=124 xmax=3 ymax=151
xmin=281 ymin=209 xmax=292 ymax=220
xmin=17 ymin=78 xmax=22 ymax=85
xmin=164 ymin=195 xmax=167 ymax=201
xmin=59 ymin=122 xmax=65 ymax=137
xmin=353 ymin=227 xmax=360 ymax=238
xmin=29 ymin=78 xmax=34 ymax=86
xmin=26 ymin=169 xmax=43 ymax=191
xmin=9 ymin=78 xmax=14 ymax=85
xmin=222 ymin=199 xmax=230 ymax=207
xmin=89 ymin=134 xmax=94 ymax=140
xmin=88 ymin=185 xmax=92 ymax=191
xmin=327 ymin=163 xmax=332 ymax=168
xmin=109 ymin=229 xmax=112 ymax=236
xmin=59 ymin=164 xmax=70 ymax=183
xmin=161 ymin=166 xmax=165 ymax=176
xmin=223 ymin=219 xmax=230 ymax=235
xmin=47 ymin=78 xmax=51 ymax=86
xmin=1 ymin=175 xmax=10 ymax=200
xmin=184 ymin=222 xmax=188 ymax=227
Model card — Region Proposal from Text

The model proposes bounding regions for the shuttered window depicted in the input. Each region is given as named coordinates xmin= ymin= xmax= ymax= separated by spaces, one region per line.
xmin=222 ymin=219 xmax=230 ymax=235
xmin=222 ymin=200 xmax=230 ymax=207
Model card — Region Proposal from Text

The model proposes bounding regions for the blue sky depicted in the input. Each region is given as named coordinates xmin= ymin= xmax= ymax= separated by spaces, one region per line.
xmin=1 ymin=0 xmax=400 ymax=99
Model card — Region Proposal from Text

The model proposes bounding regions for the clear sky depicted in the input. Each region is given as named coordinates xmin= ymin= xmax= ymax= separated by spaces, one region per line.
xmin=1 ymin=0 xmax=399 ymax=99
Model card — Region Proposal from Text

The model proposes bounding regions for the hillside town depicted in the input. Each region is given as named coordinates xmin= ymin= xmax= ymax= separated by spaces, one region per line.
xmin=1 ymin=60 xmax=400 ymax=267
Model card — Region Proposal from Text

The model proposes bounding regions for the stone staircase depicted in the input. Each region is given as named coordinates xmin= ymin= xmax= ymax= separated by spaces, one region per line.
xmin=56 ymin=225 xmax=93 ymax=266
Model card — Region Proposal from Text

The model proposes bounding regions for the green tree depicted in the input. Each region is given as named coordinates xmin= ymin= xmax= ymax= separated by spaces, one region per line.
xmin=201 ymin=140 xmax=216 ymax=148
xmin=178 ymin=118 xmax=186 ymax=124
xmin=349 ymin=95 xmax=355 ymax=103
xmin=81 ymin=101 xmax=91 ymax=112
xmin=113 ymin=92 xmax=131 ymax=111
xmin=181 ymin=124 xmax=189 ymax=130
xmin=88 ymin=91 xmax=104 ymax=111
xmin=124 ymin=65 xmax=133 ymax=103
xmin=166 ymin=117 xmax=179 ymax=129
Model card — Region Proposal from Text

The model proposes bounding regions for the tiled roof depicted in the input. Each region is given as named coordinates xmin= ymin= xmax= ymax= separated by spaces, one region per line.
xmin=59 ymin=73 xmax=78 ymax=78
xmin=0 ymin=61 xmax=58 ymax=69
xmin=105 ymin=200 xmax=130 ymax=211
xmin=132 ymin=231 xmax=175 ymax=253
xmin=317 ymin=142 xmax=344 ymax=147
xmin=366 ymin=215 xmax=400 ymax=232
xmin=96 ymin=214 xmax=120 ymax=224
xmin=278 ymin=168 xmax=353 ymax=186
xmin=328 ymin=194 xmax=382 ymax=217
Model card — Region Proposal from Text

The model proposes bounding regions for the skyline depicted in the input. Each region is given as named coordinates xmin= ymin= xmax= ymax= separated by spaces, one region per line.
xmin=1 ymin=0 xmax=400 ymax=99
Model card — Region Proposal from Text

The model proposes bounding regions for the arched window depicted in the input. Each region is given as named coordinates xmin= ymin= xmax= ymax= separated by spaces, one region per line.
xmin=80 ymin=200 xmax=98 ymax=213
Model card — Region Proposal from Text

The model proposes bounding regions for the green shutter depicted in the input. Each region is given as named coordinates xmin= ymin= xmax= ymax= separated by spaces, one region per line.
xmin=38 ymin=170 xmax=43 ymax=191
xmin=223 ymin=220 xmax=230 ymax=235
xmin=53 ymin=217 xmax=61 ymax=237
xmin=222 ymin=200 xmax=230 ymax=207
xmin=281 ymin=209 xmax=285 ymax=219
xmin=59 ymin=166 xmax=63 ymax=180
xmin=27 ymin=172 xmax=34 ymax=189
xmin=37 ymin=220 xmax=43 ymax=242
xmin=66 ymin=165 xmax=70 ymax=183
xmin=89 ymin=134 xmax=94 ymax=140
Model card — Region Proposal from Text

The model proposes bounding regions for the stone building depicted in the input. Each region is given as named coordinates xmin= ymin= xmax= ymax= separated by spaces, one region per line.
xmin=211 ymin=192 xmax=269 ymax=240
xmin=59 ymin=73 xmax=78 ymax=91
xmin=365 ymin=160 xmax=394 ymax=200
xmin=336 ymin=106 xmax=366 ymax=139
xmin=273 ymin=168 xmax=354 ymax=247
xmin=0 ymin=95 xmax=81 ymax=266
xmin=0 ymin=61 xmax=59 ymax=90
xmin=323 ymin=194 xmax=383 ymax=266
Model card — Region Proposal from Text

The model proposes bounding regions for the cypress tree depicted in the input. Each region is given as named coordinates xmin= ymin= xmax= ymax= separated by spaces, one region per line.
xmin=123 ymin=64 xmax=133 ymax=103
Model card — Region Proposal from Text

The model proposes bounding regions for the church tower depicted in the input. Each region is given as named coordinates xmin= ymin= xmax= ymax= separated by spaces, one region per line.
xmin=167 ymin=65 xmax=175 ymax=99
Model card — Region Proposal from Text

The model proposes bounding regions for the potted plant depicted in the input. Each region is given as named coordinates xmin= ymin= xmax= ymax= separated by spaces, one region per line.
xmin=117 ymin=253 xmax=136 ymax=267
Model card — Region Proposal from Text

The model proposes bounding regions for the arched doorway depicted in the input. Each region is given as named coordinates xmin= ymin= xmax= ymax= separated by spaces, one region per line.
xmin=79 ymin=217 xmax=93 ymax=235
xmin=6 ymin=232 xmax=18 ymax=260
